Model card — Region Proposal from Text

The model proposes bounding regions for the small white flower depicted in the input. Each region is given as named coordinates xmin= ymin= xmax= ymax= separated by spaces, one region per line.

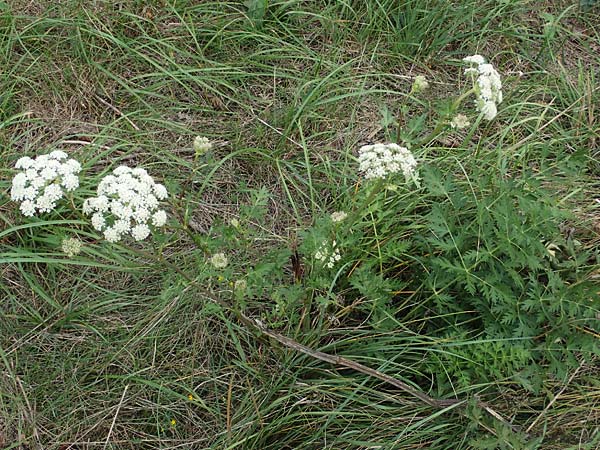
xmin=463 ymin=54 xmax=485 ymax=65
xmin=193 ymin=136 xmax=213 ymax=155
xmin=36 ymin=195 xmax=56 ymax=213
xmin=25 ymin=168 xmax=38 ymax=180
xmin=358 ymin=143 xmax=418 ymax=180
xmin=61 ymin=237 xmax=83 ymax=257
xmin=83 ymin=199 xmax=93 ymax=215
xmin=234 ymin=279 xmax=247 ymax=292
xmin=113 ymin=166 xmax=132 ymax=176
xmin=113 ymin=219 xmax=130 ymax=234
xmin=132 ymin=167 xmax=148 ymax=177
xmin=463 ymin=55 xmax=502 ymax=121
xmin=210 ymin=252 xmax=228 ymax=269
xmin=330 ymin=211 xmax=347 ymax=223
xmin=40 ymin=167 xmax=58 ymax=181
xmin=411 ymin=75 xmax=429 ymax=93
xmin=315 ymin=240 xmax=341 ymax=269
xmin=11 ymin=152 xmax=81 ymax=216
xmin=23 ymin=186 xmax=38 ymax=200
xmin=49 ymin=150 xmax=68 ymax=160
xmin=450 ymin=114 xmax=471 ymax=129
xmin=131 ymin=224 xmax=150 ymax=241
xmin=61 ymin=174 xmax=79 ymax=191
xmin=20 ymin=200 xmax=36 ymax=216
xmin=83 ymin=165 xmax=167 ymax=243
xmin=10 ymin=185 xmax=25 ymax=201
xmin=133 ymin=207 xmax=149 ymax=223
xmin=153 ymin=183 xmax=168 ymax=200
xmin=480 ymin=100 xmax=498 ymax=121
xmin=12 ymin=172 xmax=27 ymax=188
xmin=44 ymin=184 xmax=63 ymax=201
xmin=91 ymin=213 xmax=106 ymax=231
xmin=151 ymin=210 xmax=167 ymax=227
xmin=104 ymin=227 xmax=121 ymax=243
xmin=15 ymin=157 xmax=34 ymax=169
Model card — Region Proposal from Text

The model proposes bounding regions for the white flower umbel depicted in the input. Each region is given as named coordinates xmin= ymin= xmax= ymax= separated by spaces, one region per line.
xmin=84 ymin=165 xmax=168 ymax=242
xmin=11 ymin=151 xmax=81 ymax=216
xmin=411 ymin=75 xmax=429 ymax=94
xmin=463 ymin=55 xmax=503 ymax=121
xmin=315 ymin=240 xmax=341 ymax=269
xmin=358 ymin=143 xmax=418 ymax=180
xmin=61 ymin=237 xmax=83 ymax=257
xmin=450 ymin=114 xmax=471 ymax=129
xmin=210 ymin=252 xmax=228 ymax=269
xmin=330 ymin=211 xmax=347 ymax=223
xmin=193 ymin=136 xmax=213 ymax=156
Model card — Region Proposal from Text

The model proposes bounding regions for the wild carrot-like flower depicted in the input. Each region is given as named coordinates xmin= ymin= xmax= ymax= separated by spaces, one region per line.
xmin=11 ymin=151 xmax=81 ymax=216
xmin=83 ymin=165 xmax=168 ymax=243
xmin=210 ymin=252 xmax=228 ymax=269
xmin=411 ymin=75 xmax=429 ymax=94
xmin=315 ymin=240 xmax=341 ymax=269
xmin=61 ymin=237 xmax=83 ymax=257
xmin=450 ymin=114 xmax=471 ymax=129
xmin=463 ymin=55 xmax=503 ymax=121
xmin=330 ymin=211 xmax=347 ymax=223
xmin=193 ymin=136 xmax=213 ymax=156
xmin=358 ymin=143 xmax=418 ymax=180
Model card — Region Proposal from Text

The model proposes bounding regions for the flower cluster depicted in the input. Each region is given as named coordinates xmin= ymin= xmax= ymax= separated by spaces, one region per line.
xmin=61 ymin=237 xmax=83 ymax=257
xmin=358 ymin=143 xmax=418 ymax=180
xmin=315 ymin=240 xmax=341 ymax=269
xmin=210 ymin=252 xmax=228 ymax=269
xmin=193 ymin=136 xmax=213 ymax=156
xmin=10 ymin=151 xmax=81 ymax=216
xmin=83 ymin=166 xmax=168 ymax=242
xmin=330 ymin=211 xmax=347 ymax=223
xmin=411 ymin=75 xmax=429 ymax=94
xmin=450 ymin=114 xmax=471 ymax=129
xmin=463 ymin=55 xmax=503 ymax=121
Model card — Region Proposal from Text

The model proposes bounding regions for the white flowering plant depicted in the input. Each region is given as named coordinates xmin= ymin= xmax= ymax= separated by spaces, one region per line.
xmin=10 ymin=151 xmax=81 ymax=216
xmin=462 ymin=54 xmax=503 ymax=121
xmin=83 ymin=165 xmax=168 ymax=243
xmin=357 ymin=143 xmax=419 ymax=182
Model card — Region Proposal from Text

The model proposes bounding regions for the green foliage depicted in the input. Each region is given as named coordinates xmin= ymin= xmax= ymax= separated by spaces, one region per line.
xmin=2 ymin=0 xmax=600 ymax=448
xmin=415 ymin=164 xmax=599 ymax=384
xmin=580 ymin=0 xmax=599 ymax=11
xmin=426 ymin=337 xmax=532 ymax=389
xmin=244 ymin=0 xmax=268 ymax=28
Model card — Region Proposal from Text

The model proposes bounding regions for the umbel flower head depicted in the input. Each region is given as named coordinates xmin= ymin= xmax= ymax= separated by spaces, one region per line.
xmin=315 ymin=240 xmax=341 ymax=269
xmin=358 ymin=143 xmax=418 ymax=180
xmin=315 ymin=241 xmax=342 ymax=269
xmin=450 ymin=114 xmax=471 ymax=129
xmin=61 ymin=237 xmax=83 ymax=257
xmin=193 ymin=136 xmax=212 ymax=156
xmin=411 ymin=75 xmax=429 ymax=94
xmin=83 ymin=165 xmax=168 ymax=243
xmin=11 ymin=151 xmax=81 ymax=216
xmin=463 ymin=55 xmax=503 ymax=121
xmin=210 ymin=252 xmax=228 ymax=269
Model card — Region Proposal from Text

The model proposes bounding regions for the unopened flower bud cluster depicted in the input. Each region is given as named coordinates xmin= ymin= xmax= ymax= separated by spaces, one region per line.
xmin=463 ymin=55 xmax=503 ymax=121
xmin=210 ymin=252 xmax=228 ymax=269
xmin=193 ymin=136 xmax=213 ymax=156
xmin=315 ymin=240 xmax=341 ymax=269
xmin=83 ymin=166 xmax=168 ymax=242
xmin=358 ymin=143 xmax=418 ymax=180
xmin=411 ymin=75 xmax=429 ymax=94
xmin=450 ymin=114 xmax=470 ymax=129
xmin=61 ymin=237 xmax=83 ymax=257
xmin=11 ymin=151 xmax=81 ymax=216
